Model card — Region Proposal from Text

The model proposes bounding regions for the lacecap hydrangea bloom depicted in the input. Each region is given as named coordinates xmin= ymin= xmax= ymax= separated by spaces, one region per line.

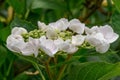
xmin=6 ymin=18 xmax=119 ymax=57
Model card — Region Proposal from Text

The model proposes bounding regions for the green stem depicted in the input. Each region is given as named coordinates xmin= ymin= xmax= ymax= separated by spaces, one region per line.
xmin=45 ymin=57 xmax=53 ymax=80
xmin=25 ymin=9 xmax=30 ymax=19
xmin=53 ymin=57 xmax=57 ymax=79
xmin=33 ymin=63 xmax=46 ymax=80
xmin=6 ymin=57 xmax=14 ymax=77
xmin=16 ymin=54 xmax=45 ymax=79
xmin=57 ymin=54 xmax=73 ymax=80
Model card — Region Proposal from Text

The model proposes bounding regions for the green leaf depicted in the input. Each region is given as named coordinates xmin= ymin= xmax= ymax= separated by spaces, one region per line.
xmin=10 ymin=17 xmax=37 ymax=31
xmin=68 ymin=62 xmax=120 ymax=80
xmin=14 ymin=72 xmax=28 ymax=80
xmin=0 ymin=26 xmax=11 ymax=42
xmin=0 ymin=45 xmax=7 ymax=67
xmin=113 ymin=0 xmax=120 ymax=13
xmin=31 ymin=0 xmax=65 ymax=10
xmin=7 ymin=0 xmax=25 ymax=14
xmin=110 ymin=12 xmax=120 ymax=49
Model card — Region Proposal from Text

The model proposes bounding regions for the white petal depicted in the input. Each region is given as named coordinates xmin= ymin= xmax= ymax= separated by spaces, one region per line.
xmin=96 ymin=42 xmax=110 ymax=53
xmin=39 ymin=36 xmax=46 ymax=42
xmin=106 ymin=33 xmax=119 ymax=43
xmin=85 ymin=26 xmax=99 ymax=35
xmin=12 ymin=27 xmax=27 ymax=35
xmin=58 ymin=42 xmax=70 ymax=52
xmin=38 ymin=21 xmax=48 ymax=31
xmin=54 ymin=38 xmax=64 ymax=47
xmin=6 ymin=35 xmax=25 ymax=52
xmin=91 ymin=26 xmax=99 ymax=33
xmin=100 ymin=25 xmax=119 ymax=43
xmin=46 ymin=28 xmax=58 ymax=39
xmin=39 ymin=38 xmax=58 ymax=57
xmin=21 ymin=37 xmax=39 ymax=57
xmin=66 ymin=44 xmax=78 ymax=54
xmin=55 ymin=18 xmax=69 ymax=31
xmin=69 ymin=19 xmax=85 ymax=34
xmin=39 ymin=45 xmax=54 ymax=57
xmin=55 ymin=39 xmax=78 ymax=53
xmin=21 ymin=43 xmax=35 ymax=56
xmin=86 ymin=33 xmax=106 ymax=47
xmin=99 ymin=25 xmax=113 ymax=35
xmin=85 ymin=27 xmax=92 ymax=34
xmin=49 ymin=18 xmax=69 ymax=31
xmin=72 ymin=35 xmax=85 ymax=46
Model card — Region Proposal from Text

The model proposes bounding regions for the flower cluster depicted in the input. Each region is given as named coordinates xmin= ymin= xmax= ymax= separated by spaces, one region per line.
xmin=6 ymin=18 xmax=119 ymax=57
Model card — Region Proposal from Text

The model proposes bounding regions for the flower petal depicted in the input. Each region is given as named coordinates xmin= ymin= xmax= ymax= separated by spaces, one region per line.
xmin=54 ymin=38 xmax=78 ymax=53
xmin=96 ymin=42 xmax=110 ymax=53
xmin=66 ymin=44 xmax=78 ymax=54
xmin=100 ymin=25 xmax=119 ymax=43
xmin=46 ymin=28 xmax=58 ymax=39
xmin=85 ymin=26 xmax=99 ymax=35
xmin=21 ymin=37 xmax=39 ymax=57
xmin=69 ymin=19 xmax=85 ymax=34
xmin=6 ymin=35 xmax=25 ymax=53
xmin=38 ymin=21 xmax=48 ymax=31
xmin=39 ymin=37 xmax=58 ymax=57
xmin=86 ymin=33 xmax=105 ymax=47
xmin=72 ymin=35 xmax=85 ymax=46
xmin=12 ymin=27 xmax=27 ymax=35
xmin=49 ymin=18 xmax=69 ymax=31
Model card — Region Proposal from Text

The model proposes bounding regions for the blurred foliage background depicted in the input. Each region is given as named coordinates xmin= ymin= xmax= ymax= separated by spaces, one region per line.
xmin=0 ymin=0 xmax=120 ymax=80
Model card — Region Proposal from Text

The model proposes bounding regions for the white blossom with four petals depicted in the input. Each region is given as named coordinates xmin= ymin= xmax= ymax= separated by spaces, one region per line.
xmin=39 ymin=36 xmax=58 ymax=57
xmin=85 ymin=25 xmax=119 ymax=53
xmin=69 ymin=19 xmax=85 ymax=34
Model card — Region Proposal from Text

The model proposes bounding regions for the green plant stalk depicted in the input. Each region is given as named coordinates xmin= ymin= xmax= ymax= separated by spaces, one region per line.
xmin=33 ymin=63 xmax=46 ymax=80
xmin=16 ymin=54 xmax=45 ymax=80
xmin=25 ymin=9 xmax=30 ymax=19
xmin=6 ymin=56 xmax=15 ymax=77
xmin=45 ymin=57 xmax=53 ymax=80
xmin=52 ymin=57 xmax=57 ymax=79
xmin=57 ymin=54 xmax=73 ymax=80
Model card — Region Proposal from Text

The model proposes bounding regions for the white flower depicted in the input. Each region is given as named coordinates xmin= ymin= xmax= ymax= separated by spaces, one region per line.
xmin=6 ymin=35 xmax=25 ymax=53
xmin=38 ymin=21 xmax=48 ymax=31
xmin=72 ymin=35 xmax=85 ymax=46
xmin=54 ymin=38 xmax=78 ymax=54
xmin=86 ymin=33 xmax=110 ymax=53
xmin=20 ymin=37 xmax=40 ymax=57
xmin=99 ymin=25 xmax=119 ymax=43
xmin=12 ymin=27 xmax=27 ymax=35
xmin=48 ymin=18 xmax=69 ymax=31
xmin=85 ymin=25 xmax=119 ymax=44
xmin=86 ymin=33 xmax=105 ymax=46
xmin=39 ymin=36 xmax=58 ymax=57
xmin=69 ymin=19 xmax=85 ymax=34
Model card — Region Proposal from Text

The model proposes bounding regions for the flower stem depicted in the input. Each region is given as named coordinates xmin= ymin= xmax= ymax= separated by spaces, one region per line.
xmin=33 ymin=63 xmax=46 ymax=80
xmin=45 ymin=57 xmax=53 ymax=80
xmin=57 ymin=54 xmax=73 ymax=80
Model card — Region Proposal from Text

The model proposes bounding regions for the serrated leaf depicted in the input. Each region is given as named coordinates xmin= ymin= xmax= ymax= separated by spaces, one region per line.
xmin=10 ymin=17 xmax=37 ymax=31
xmin=31 ymin=0 xmax=65 ymax=10
xmin=68 ymin=62 xmax=120 ymax=80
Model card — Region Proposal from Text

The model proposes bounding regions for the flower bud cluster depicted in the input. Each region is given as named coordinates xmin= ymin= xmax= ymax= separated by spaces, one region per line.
xmin=6 ymin=18 xmax=119 ymax=57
